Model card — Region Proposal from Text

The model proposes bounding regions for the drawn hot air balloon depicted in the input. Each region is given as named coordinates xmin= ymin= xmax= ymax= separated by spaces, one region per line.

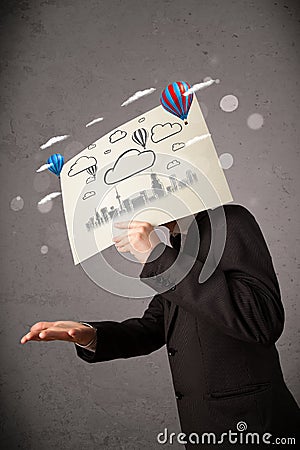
xmin=86 ymin=164 xmax=97 ymax=177
xmin=86 ymin=162 xmax=97 ymax=183
xmin=160 ymin=81 xmax=193 ymax=125
xmin=132 ymin=128 xmax=148 ymax=149
xmin=47 ymin=153 xmax=64 ymax=177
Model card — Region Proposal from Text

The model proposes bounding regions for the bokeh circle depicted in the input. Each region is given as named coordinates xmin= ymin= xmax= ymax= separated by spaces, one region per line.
xmin=10 ymin=196 xmax=24 ymax=211
xmin=220 ymin=95 xmax=239 ymax=112
xmin=247 ymin=113 xmax=264 ymax=130
xmin=219 ymin=153 xmax=234 ymax=169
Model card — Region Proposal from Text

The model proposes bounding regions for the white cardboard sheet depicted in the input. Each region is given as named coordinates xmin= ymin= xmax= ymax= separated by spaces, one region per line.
xmin=60 ymin=97 xmax=233 ymax=264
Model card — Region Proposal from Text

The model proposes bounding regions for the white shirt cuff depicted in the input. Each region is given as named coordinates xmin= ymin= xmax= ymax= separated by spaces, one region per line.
xmin=75 ymin=322 xmax=97 ymax=352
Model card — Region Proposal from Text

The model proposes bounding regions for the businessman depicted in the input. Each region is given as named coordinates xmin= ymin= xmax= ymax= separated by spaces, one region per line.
xmin=21 ymin=204 xmax=300 ymax=448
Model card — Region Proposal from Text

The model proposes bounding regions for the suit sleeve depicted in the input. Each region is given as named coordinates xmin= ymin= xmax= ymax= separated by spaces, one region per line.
xmin=139 ymin=205 xmax=285 ymax=346
xmin=75 ymin=294 xmax=165 ymax=363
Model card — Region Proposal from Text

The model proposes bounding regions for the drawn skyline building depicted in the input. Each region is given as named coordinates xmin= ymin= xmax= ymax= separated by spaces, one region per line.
xmin=115 ymin=186 xmax=124 ymax=213
xmin=123 ymin=198 xmax=132 ymax=213
xmin=94 ymin=209 xmax=102 ymax=226
xmin=131 ymin=196 xmax=146 ymax=211
xmin=108 ymin=206 xmax=117 ymax=220
xmin=150 ymin=172 xmax=165 ymax=199
xmin=100 ymin=207 xmax=108 ymax=223
xmin=86 ymin=170 xmax=200 ymax=231
xmin=178 ymin=179 xmax=187 ymax=189
xmin=186 ymin=169 xmax=194 ymax=185
xmin=169 ymin=173 xmax=178 ymax=192
xmin=139 ymin=190 xmax=149 ymax=204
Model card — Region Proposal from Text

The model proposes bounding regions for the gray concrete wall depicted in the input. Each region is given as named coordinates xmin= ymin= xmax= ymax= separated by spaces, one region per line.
xmin=0 ymin=0 xmax=299 ymax=448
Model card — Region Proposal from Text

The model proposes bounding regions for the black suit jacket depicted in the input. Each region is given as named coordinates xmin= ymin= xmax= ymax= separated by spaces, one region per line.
xmin=76 ymin=204 xmax=300 ymax=447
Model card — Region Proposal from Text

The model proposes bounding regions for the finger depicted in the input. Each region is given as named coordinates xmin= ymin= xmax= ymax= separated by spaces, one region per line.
xmin=115 ymin=231 xmax=148 ymax=247
xmin=112 ymin=232 xmax=128 ymax=242
xmin=113 ymin=228 xmax=146 ymax=243
xmin=21 ymin=322 xmax=54 ymax=343
xmin=113 ymin=221 xmax=130 ymax=229
xmin=114 ymin=221 xmax=151 ymax=229
xmin=117 ymin=243 xmax=132 ymax=253
xmin=38 ymin=328 xmax=74 ymax=341
xmin=30 ymin=321 xmax=55 ymax=332
xmin=116 ymin=241 xmax=130 ymax=251
xmin=20 ymin=330 xmax=43 ymax=344
xmin=115 ymin=237 xmax=130 ymax=247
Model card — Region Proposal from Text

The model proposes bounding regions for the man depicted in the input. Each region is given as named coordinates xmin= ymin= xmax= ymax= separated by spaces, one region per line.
xmin=21 ymin=204 xmax=299 ymax=448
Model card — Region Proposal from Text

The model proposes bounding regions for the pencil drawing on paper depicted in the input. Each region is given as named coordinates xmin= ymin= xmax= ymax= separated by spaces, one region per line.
xmin=86 ymin=170 xmax=199 ymax=231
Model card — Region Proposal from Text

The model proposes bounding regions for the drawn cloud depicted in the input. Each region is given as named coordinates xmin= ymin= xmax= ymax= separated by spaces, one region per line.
xmin=172 ymin=142 xmax=185 ymax=152
xmin=104 ymin=149 xmax=156 ymax=185
xmin=151 ymin=122 xmax=182 ymax=143
xmin=109 ymin=129 xmax=127 ymax=144
xmin=82 ymin=191 xmax=96 ymax=200
xmin=167 ymin=159 xmax=180 ymax=170
xmin=68 ymin=156 xmax=97 ymax=177
xmin=86 ymin=176 xmax=96 ymax=184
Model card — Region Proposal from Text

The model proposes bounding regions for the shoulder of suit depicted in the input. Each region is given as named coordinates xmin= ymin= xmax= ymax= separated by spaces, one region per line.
xmin=223 ymin=203 xmax=254 ymax=217
xmin=201 ymin=203 xmax=258 ymax=228
xmin=222 ymin=204 xmax=260 ymax=235
xmin=196 ymin=204 xmax=254 ymax=220
xmin=226 ymin=203 xmax=258 ymax=220
xmin=194 ymin=204 xmax=259 ymax=234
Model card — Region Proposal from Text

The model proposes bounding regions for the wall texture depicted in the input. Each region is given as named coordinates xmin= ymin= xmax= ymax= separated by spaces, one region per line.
xmin=0 ymin=0 xmax=299 ymax=449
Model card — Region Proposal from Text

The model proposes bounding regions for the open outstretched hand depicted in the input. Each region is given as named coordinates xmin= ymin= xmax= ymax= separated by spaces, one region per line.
xmin=20 ymin=321 xmax=95 ymax=346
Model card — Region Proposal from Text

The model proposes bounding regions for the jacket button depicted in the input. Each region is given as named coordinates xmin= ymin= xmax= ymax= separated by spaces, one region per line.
xmin=168 ymin=347 xmax=177 ymax=356
xmin=170 ymin=285 xmax=176 ymax=291
xmin=175 ymin=391 xmax=184 ymax=400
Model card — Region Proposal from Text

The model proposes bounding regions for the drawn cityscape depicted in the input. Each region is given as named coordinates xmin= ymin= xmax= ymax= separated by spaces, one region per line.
xmin=85 ymin=170 xmax=199 ymax=231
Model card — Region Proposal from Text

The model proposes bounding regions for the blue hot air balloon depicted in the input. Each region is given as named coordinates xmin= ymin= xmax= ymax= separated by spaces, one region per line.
xmin=47 ymin=153 xmax=64 ymax=177
xmin=160 ymin=81 xmax=193 ymax=124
